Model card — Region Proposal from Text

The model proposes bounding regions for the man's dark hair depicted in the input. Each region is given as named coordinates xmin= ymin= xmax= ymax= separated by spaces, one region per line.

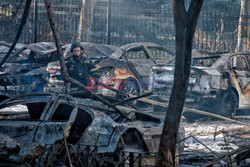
xmin=71 ymin=42 xmax=84 ymax=53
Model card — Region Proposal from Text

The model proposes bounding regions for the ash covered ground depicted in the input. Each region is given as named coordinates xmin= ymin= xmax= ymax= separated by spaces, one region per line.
xmin=154 ymin=109 xmax=250 ymax=166
xmin=181 ymin=111 xmax=250 ymax=166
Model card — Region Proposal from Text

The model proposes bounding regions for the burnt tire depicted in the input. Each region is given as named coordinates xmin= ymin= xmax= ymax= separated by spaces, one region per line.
xmin=118 ymin=79 xmax=140 ymax=105
xmin=218 ymin=90 xmax=238 ymax=118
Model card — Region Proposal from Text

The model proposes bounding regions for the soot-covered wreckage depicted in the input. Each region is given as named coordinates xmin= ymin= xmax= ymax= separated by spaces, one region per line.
xmin=149 ymin=51 xmax=250 ymax=117
xmin=0 ymin=41 xmax=68 ymax=101
xmin=0 ymin=93 xmax=184 ymax=166
xmin=0 ymin=41 xmax=182 ymax=165
xmin=1 ymin=40 xmax=249 ymax=165
xmin=46 ymin=42 xmax=174 ymax=96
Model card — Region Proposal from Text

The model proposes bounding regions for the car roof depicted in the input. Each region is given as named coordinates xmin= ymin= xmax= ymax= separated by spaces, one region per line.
xmin=0 ymin=41 xmax=26 ymax=52
xmin=15 ymin=42 xmax=69 ymax=56
xmin=65 ymin=42 xmax=120 ymax=59
xmin=121 ymin=42 xmax=165 ymax=51
xmin=208 ymin=52 xmax=250 ymax=68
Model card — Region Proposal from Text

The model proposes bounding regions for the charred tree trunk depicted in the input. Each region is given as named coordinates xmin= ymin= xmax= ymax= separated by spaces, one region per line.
xmin=158 ymin=1 xmax=203 ymax=166
xmin=236 ymin=0 xmax=248 ymax=52
xmin=43 ymin=0 xmax=71 ymax=93
xmin=0 ymin=0 xmax=32 ymax=67
xmin=77 ymin=0 xmax=86 ymax=42
xmin=84 ymin=0 xmax=96 ymax=42
xmin=247 ymin=0 xmax=250 ymax=51
xmin=77 ymin=0 xmax=95 ymax=42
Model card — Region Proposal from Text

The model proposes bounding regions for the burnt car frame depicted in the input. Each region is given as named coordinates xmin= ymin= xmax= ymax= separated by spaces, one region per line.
xmin=46 ymin=42 xmax=174 ymax=98
xmin=0 ymin=42 xmax=68 ymax=101
xmin=149 ymin=52 xmax=250 ymax=117
xmin=97 ymin=42 xmax=174 ymax=98
xmin=0 ymin=93 xmax=184 ymax=166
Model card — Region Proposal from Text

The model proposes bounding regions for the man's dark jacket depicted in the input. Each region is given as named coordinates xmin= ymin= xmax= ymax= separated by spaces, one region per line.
xmin=67 ymin=55 xmax=98 ymax=85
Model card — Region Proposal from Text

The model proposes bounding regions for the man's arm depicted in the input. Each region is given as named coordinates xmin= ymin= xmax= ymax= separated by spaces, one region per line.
xmin=86 ymin=59 xmax=100 ymax=78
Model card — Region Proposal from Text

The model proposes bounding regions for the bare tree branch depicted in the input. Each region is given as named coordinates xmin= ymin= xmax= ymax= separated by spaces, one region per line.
xmin=0 ymin=0 xmax=32 ymax=67
xmin=43 ymin=0 xmax=71 ymax=93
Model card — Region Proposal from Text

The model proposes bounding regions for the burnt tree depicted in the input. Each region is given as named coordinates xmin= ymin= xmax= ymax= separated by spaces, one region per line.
xmin=236 ymin=0 xmax=248 ymax=51
xmin=158 ymin=1 xmax=204 ymax=166
xmin=77 ymin=0 xmax=86 ymax=42
xmin=77 ymin=0 xmax=96 ymax=42
xmin=43 ymin=0 xmax=71 ymax=93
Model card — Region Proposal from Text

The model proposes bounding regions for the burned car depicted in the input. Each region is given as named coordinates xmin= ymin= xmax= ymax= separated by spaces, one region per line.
xmin=149 ymin=52 xmax=250 ymax=117
xmin=0 ymin=42 xmax=67 ymax=101
xmin=45 ymin=42 xmax=174 ymax=99
xmin=0 ymin=93 xmax=184 ymax=166
xmin=97 ymin=42 xmax=174 ymax=99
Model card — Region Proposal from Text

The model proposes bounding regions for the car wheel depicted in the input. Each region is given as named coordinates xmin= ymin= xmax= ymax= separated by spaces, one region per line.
xmin=119 ymin=79 xmax=140 ymax=105
xmin=99 ymin=130 xmax=147 ymax=166
xmin=218 ymin=90 xmax=238 ymax=118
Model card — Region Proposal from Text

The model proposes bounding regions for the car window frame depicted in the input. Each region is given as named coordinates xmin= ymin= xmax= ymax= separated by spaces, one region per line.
xmin=123 ymin=46 xmax=149 ymax=60
xmin=229 ymin=54 xmax=250 ymax=71
xmin=146 ymin=46 xmax=174 ymax=60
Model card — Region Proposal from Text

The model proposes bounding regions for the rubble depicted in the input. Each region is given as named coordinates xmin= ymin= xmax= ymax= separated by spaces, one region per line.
xmin=178 ymin=114 xmax=250 ymax=166
xmin=0 ymin=42 xmax=68 ymax=101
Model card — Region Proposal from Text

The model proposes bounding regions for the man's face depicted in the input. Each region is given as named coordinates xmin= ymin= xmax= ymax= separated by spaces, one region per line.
xmin=73 ymin=47 xmax=82 ymax=57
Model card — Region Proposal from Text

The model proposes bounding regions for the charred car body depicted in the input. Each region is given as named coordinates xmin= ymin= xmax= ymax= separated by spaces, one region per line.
xmin=46 ymin=42 xmax=174 ymax=98
xmin=97 ymin=42 xmax=174 ymax=98
xmin=0 ymin=42 xmax=67 ymax=101
xmin=149 ymin=52 xmax=250 ymax=117
xmin=0 ymin=93 xmax=184 ymax=166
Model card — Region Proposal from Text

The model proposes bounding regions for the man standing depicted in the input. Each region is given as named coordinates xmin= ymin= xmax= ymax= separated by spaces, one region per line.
xmin=67 ymin=42 xmax=99 ymax=89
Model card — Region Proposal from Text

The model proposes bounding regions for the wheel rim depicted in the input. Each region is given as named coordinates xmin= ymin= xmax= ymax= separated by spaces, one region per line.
xmin=124 ymin=84 xmax=138 ymax=96
xmin=122 ymin=81 xmax=139 ymax=105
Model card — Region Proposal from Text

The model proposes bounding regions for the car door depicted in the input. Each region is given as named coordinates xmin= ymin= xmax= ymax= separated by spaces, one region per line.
xmin=229 ymin=54 xmax=250 ymax=107
xmin=124 ymin=46 xmax=155 ymax=78
xmin=0 ymin=95 xmax=50 ymax=144
xmin=33 ymin=95 xmax=79 ymax=145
